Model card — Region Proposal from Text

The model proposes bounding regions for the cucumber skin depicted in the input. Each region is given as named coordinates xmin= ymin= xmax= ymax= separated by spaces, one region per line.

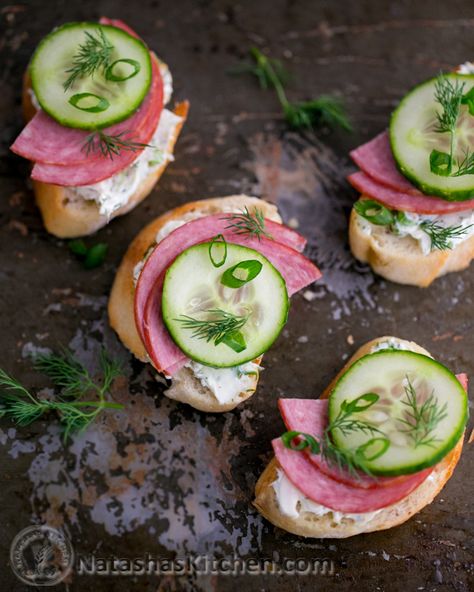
xmin=162 ymin=242 xmax=290 ymax=368
xmin=29 ymin=22 xmax=152 ymax=130
xmin=328 ymin=350 xmax=468 ymax=477
xmin=390 ymin=73 xmax=474 ymax=202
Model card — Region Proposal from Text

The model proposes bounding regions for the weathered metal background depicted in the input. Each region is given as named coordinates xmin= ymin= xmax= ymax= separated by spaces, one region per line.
xmin=0 ymin=1 xmax=473 ymax=590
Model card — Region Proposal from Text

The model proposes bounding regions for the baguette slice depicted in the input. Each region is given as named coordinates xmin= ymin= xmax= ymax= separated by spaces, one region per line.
xmin=108 ymin=195 xmax=281 ymax=412
xmin=253 ymin=336 xmax=465 ymax=538
xmin=349 ymin=199 xmax=474 ymax=288
xmin=21 ymin=69 xmax=188 ymax=238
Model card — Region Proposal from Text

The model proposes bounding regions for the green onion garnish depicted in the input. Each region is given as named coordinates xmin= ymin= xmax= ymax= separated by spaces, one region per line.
xmin=353 ymin=199 xmax=394 ymax=225
xmin=221 ymin=259 xmax=263 ymax=288
xmin=106 ymin=58 xmax=141 ymax=82
xmin=69 ymin=92 xmax=110 ymax=113
xmin=208 ymin=234 xmax=227 ymax=268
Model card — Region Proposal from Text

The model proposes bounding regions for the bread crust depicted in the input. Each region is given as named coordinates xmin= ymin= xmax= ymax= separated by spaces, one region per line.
xmin=253 ymin=336 xmax=465 ymax=538
xmin=21 ymin=69 xmax=188 ymax=238
xmin=108 ymin=195 xmax=281 ymax=412
xmin=349 ymin=201 xmax=474 ymax=287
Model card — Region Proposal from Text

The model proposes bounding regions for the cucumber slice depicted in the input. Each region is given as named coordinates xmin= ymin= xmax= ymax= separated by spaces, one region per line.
xmin=30 ymin=22 xmax=152 ymax=130
xmin=328 ymin=351 xmax=468 ymax=476
xmin=162 ymin=242 xmax=289 ymax=368
xmin=390 ymin=74 xmax=474 ymax=201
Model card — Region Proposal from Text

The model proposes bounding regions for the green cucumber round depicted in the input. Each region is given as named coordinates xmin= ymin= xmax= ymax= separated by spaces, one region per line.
xmin=390 ymin=74 xmax=474 ymax=201
xmin=328 ymin=350 xmax=468 ymax=476
xmin=30 ymin=22 xmax=152 ymax=130
xmin=162 ymin=242 xmax=289 ymax=368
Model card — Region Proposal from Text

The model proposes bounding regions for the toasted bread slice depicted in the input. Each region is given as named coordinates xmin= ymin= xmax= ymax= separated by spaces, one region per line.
xmin=21 ymin=69 xmax=188 ymax=238
xmin=108 ymin=195 xmax=281 ymax=412
xmin=349 ymin=199 xmax=474 ymax=287
xmin=253 ymin=336 xmax=465 ymax=538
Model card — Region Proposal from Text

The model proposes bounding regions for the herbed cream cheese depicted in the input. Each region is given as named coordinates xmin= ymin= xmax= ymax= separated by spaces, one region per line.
xmin=272 ymin=469 xmax=382 ymax=524
xmin=185 ymin=360 xmax=261 ymax=405
xmin=370 ymin=338 xmax=411 ymax=353
xmin=457 ymin=62 xmax=474 ymax=75
xmin=357 ymin=209 xmax=474 ymax=256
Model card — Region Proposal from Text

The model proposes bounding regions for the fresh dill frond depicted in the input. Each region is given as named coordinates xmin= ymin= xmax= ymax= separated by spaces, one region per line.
xmin=433 ymin=75 xmax=465 ymax=135
xmin=64 ymin=28 xmax=114 ymax=91
xmin=397 ymin=376 xmax=448 ymax=448
xmin=82 ymin=130 xmax=150 ymax=160
xmin=453 ymin=149 xmax=474 ymax=177
xmin=223 ymin=207 xmax=273 ymax=241
xmin=420 ymin=220 xmax=473 ymax=251
xmin=176 ymin=309 xmax=249 ymax=346
xmin=0 ymin=350 xmax=124 ymax=441
xmin=232 ymin=47 xmax=351 ymax=132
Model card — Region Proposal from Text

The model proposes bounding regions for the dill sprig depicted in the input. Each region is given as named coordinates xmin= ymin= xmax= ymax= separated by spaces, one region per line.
xmin=83 ymin=130 xmax=151 ymax=160
xmin=223 ymin=207 xmax=273 ymax=241
xmin=397 ymin=376 xmax=448 ymax=448
xmin=0 ymin=350 xmax=124 ymax=441
xmin=420 ymin=220 xmax=474 ymax=251
xmin=232 ymin=47 xmax=352 ymax=132
xmin=176 ymin=309 xmax=249 ymax=346
xmin=64 ymin=28 xmax=114 ymax=91
xmin=282 ymin=393 xmax=388 ymax=478
xmin=453 ymin=149 xmax=474 ymax=177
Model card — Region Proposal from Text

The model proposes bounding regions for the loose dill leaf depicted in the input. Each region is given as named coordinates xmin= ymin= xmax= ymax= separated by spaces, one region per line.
xmin=222 ymin=207 xmax=273 ymax=241
xmin=397 ymin=376 xmax=448 ymax=448
xmin=232 ymin=47 xmax=351 ymax=132
xmin=0 ymin=350 xmax=124 ymax=441
xmin=82 ymin=130 xmax=150 ymax=160
xmin=64 ymin=28 xmax=114 ymax=91
xmin=68 ymin=239 xmax=108 ymax=269
xmin=420 ymin=220 xmax=473 ymax=251
xmin=175 ymin=309 xmax=249 ymax=346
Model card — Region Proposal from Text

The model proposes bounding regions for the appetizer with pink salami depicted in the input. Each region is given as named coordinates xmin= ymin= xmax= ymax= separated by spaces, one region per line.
xmin=254 ymin=337 xmax=468 ymax=538
xmin=109 ymin=195 xmax=321 ymax=412
xmin=348 ymin=69 xmax=474 ymax=286
xmin=11 ymin=18 xmax=188 ymax=238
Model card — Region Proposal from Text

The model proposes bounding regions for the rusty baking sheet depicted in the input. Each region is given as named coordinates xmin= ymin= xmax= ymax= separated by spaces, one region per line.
xmin=0 ymin=1 xmax=472 ymax=591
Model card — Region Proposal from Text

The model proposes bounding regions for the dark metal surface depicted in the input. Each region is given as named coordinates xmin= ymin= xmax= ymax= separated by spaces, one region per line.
xmin=0 ymin=1 xmax=473 ymax=590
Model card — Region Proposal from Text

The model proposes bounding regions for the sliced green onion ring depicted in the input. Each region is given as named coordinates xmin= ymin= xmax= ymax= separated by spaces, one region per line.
xmin=220 ymin=330 xmax=247 ymax=353
xmin=281 ymin=430 xmax=321 ymax=454
xmin=221 ymin=259 xmax=263 ymax=288
xmin=106 ymin=58 xmax=141 ymax=82
xmin=69 ymin=92 xmax=110 ymax=113
xmin=208 ymin=235 xmax=227 ymax=268
xmin=341 ymin=392 xmax=379 ymax=414
xmin=354 ymin=199 xmax=394 ymax=225
xmin=356 ymin=437 xmax=391 ymax=461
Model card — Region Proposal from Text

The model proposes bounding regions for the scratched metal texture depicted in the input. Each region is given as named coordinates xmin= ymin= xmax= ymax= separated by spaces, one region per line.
xmin=0 ymin=1 xmax=473 ymax=591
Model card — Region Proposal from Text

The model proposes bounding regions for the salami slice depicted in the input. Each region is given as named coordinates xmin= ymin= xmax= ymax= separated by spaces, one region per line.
xmin=348 ymin=171 xmax=474 ymax=214
xmin=30 ymin=55 xmax=163 ymax=186
xmin=272 ymin=437 xmax=432 ymax=513
xmin=350 ymin=131 xmax=421 ymax=195
xmin=278 ymin=398 xmax=413 ymax=489
xmin=136 ymin=215 xmax=320 ymax=375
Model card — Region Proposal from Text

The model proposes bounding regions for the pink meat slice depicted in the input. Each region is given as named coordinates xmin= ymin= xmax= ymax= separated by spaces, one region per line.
xmin=278 ymin=398 xmax=416 ymax=489
xmin=135 ymin=215 xmax=320 ymax=375
xmin=350 ymin=131 xmax=422 ymax=195
xmin=272 ymin=437 xmax=433 ymax=513
xmin=30 ymin=56 xmax=163 ymax=186
xmin=348 ymin=171 xmax=474 ymax=214
xmin=11 ymin=18 xmax=160 ymax=168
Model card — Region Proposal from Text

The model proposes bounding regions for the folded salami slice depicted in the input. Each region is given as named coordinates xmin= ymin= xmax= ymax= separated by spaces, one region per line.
xmin=350 ymin=131 xmax=422 ymax=195
xmin=278 ymin=398 xmax=414 ymax=489
xmin=272 ymin=437 xmax=432 ymax=513
xmin=348 ymin=171 xmax=474 ymax=214
xmin=136 ymin=214 xmax=320 ymax=375
xmin=29 ymin=54 xmax=163 ymax=186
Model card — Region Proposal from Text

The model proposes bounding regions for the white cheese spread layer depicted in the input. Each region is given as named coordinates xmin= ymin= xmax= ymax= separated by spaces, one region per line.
xmin=357 ymin=209 xmax=474 ymax=256
xmin=272 ymin=469 xmax=382 ymax=524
